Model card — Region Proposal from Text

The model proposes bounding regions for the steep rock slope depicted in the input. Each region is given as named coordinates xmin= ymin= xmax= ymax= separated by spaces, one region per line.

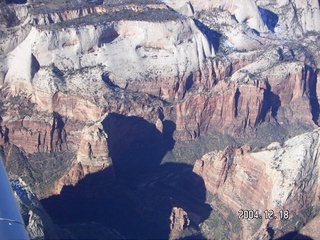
xmin=176 ymin=0 xmax=269 ymax=33
xmin=1 ymin=0 xmax=212 ymax=197
xmin=193 ymin=129 xmax=320 ymax=239
xmin=10 ymin=177 xmax=72 ymax=239
xmin=257 ymin=0 xmax=320 ymax=37
xmin=168 ymin=0 xmax=320 ymax=37
xmin=298 ymin=214 xmax=320 ymax=239
xmin=0 ymin=0 xmax=319 ymax=238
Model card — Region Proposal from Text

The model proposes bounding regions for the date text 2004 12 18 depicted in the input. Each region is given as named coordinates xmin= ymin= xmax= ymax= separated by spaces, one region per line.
xmin=238 ymin=209 xmax=290 ymax=220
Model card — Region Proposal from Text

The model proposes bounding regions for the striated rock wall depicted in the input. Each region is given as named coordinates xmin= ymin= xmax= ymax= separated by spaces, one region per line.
xmin=0 ymin=104 xmax=73 ymax=154
xmin=0 ymin=0 xmax=319 ymax=225
xmin=193 ymin=129 xmax=320 ymax=239
xmin=166 ymin=53 xmax=318 ymax=141
xmin=0 ymin=1 xmax=319 ymax=238
xmin=167 ymin=79 xmax=266 ymax=140
xmin=30 ymin=2 xmax=170 ymax=26
xmin=169 ymin=207 xmax=190 ymax=239
xmin=1 ymin=0 xmax=319 ymax=147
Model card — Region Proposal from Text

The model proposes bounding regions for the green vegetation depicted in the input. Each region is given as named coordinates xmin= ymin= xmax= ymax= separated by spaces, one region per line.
xmin=5 ymin=144 xmax=74 ymax=197
xmin=29 ymin=151 xmax=74 ymax=186
xmin=211 ymin=194 xmax=242 ymax=235
xmin=48 ymin=9 xmax=181 ymax=31
xmin=162 ymin=131 xmax=237 ymax=165
xmin=6 ymin=145 xmax=36 ymax=186
xmin=31 ymin=0 xmax=183 ymax=31
xmin=200 ymin=210 xmax=229 ymax=240
xmin=275 ymin=206 xmax=316 ymax=237
xmin=0 ymin=94 xmax=36 ymax=118
xmin=250 ymin=217 xmax=263 ymax=235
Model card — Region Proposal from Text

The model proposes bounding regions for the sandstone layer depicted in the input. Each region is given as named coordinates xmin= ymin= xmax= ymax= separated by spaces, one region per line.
xmin=0 ymin=0 xmax=319 ymax=239
xmin=193 ymin=129 xmax=320 ymax=239
xmin=169 ymin=207 xmax=191 ymax=239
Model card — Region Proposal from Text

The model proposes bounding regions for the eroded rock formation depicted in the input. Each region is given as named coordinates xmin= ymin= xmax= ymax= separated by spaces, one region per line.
xmin=0 ymin=0 xmax=319 ymax=239
xmin=193 ymin=129 xmax=320 ymax=239
xmin=10 ymin=177 xmax=72 ymax=239
xmin=169 ymin=207 xmax=190 ymax=239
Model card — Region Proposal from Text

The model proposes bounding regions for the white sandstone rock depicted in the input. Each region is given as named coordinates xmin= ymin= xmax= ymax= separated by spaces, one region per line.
xmin=187 ymin=0 xmax=268 ymax=32
xmin=252 ymin=129 xmax=320 ymax=208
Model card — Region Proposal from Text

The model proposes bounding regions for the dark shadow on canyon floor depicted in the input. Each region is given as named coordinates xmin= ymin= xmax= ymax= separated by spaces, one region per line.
xmin=41 ymin=113 xmax=211 ymax=239
xmin=277 ymin=231 xmax=313 ymax=240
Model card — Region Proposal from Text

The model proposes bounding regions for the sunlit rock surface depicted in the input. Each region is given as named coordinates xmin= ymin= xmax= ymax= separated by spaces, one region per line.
xmin=0 ymin=0 xmax=319 ymax=239
xmin=193 ymin=129 xmax=320 ymax=239
xmin=10 ymin=177 xmax=73 ymax=239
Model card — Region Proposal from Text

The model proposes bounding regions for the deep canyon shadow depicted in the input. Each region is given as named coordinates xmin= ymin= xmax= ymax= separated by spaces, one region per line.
xmin=258 ymin=7 xmax=279 ymax=33
xmin=194 ymin=19 xmax=222 ymax=53
xmin=260 ymin=82 xmax=281 ymax=122
xmin=277 ymin=231 xmax=313 ymax=240
xmin=41 ymin=113 xmax=211 ymax=239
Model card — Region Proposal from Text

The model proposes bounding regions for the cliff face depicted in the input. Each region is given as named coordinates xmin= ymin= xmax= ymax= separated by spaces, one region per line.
xmin=10 ymin=177 xmax=73 ymax=239
xmin=1 ymin=0 xmax=319 ymax=149
xmin=0 ymin=0 xmax=320 ymax=239
xmin=193 ymin=129 xmax=320 ymax=239
xmin=170 ymin=0 xmax=320 ymax=37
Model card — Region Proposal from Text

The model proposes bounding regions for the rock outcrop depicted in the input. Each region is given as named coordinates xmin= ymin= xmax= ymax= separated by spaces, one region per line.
xmin=0 ymin=0 xmax=319 ymax=238
xmin=0 ymin=0 xmax=319 ymax=153
xmin=169 ymin=207 xmax=190 ymax=239
xmin=10 ymin=177 xmax=72 ymax=239
xmin=76 ymin=120 xmax=110 ymax=166
xmin=193 ymin=129 xmax=320 ymax=239
xmin=168 ymin=0 xmax=320 ymax=37
xmin=298 ymin=214 xmax=320 ymax=239
xmin=257 ymin=0 xmax=320 ymax=37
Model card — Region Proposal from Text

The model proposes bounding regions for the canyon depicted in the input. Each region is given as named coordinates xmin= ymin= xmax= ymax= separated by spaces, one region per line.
xmin=0 ymin=0 xmax=320 ymax=239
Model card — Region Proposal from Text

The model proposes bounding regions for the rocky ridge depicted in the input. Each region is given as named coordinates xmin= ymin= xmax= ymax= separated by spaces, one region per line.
xmin=193 ymin=129 xmax=320 ymax=239
xmin=10 ymin=177 xmax=73 ymax=239
xmin=0 ymin=0 xmax=319 ymax=239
